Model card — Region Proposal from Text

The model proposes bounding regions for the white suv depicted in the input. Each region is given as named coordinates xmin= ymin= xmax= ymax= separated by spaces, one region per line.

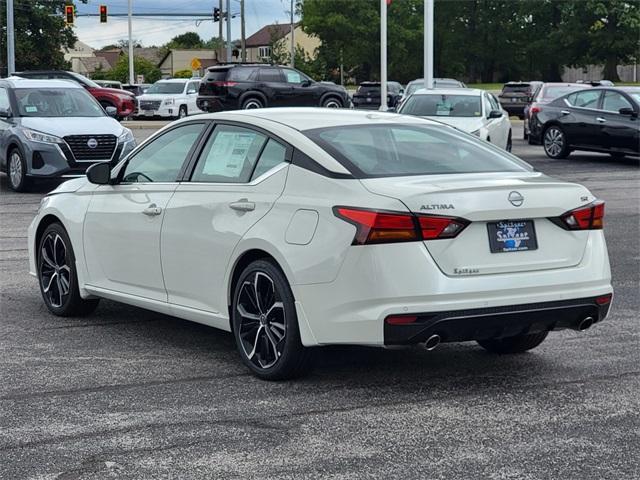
xmin=135 ymin=79 xmax=201 ymax=119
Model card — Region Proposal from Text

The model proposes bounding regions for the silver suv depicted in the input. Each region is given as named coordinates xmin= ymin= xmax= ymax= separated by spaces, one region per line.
xmin=0 ymin=77 xmax=136 ymax=191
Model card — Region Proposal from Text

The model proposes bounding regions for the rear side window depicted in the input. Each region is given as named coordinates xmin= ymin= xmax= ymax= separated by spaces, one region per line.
xmin=305 ymin=124 xmax=529 ymax=178
xmin=251 ymin=139 xmax=287 ymax=180
xmin=191 ymin=125 xmax=267 ymax=183
xmin=228 ymin=67 xmax=257 ymax=81
xmin=258 ymin=68 xmax=283 ymax=83
xmin=0 ymin=88 xmax=10 ymax=110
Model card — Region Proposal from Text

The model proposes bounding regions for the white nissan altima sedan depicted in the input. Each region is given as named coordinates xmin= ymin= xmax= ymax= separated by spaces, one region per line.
xmin=28 ymin=108 xmax=613 ymax=380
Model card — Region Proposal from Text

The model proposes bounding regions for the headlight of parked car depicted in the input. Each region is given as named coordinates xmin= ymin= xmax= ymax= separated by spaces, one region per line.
xmin=22 ymin=128 xmax=63 ymax=144
xmin=163 ymin=98 xmax=175 ymax=105
xmin=119 ymin=128 xmax=134 ymax=143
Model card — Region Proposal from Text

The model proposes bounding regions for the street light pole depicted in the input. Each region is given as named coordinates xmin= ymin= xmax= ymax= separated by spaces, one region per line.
xmin=128 ymin=0 xmax=134 ymax=84
xmin=219 ymin=0 xmax=224 ymax=62
xmin=290 ymin=0 xmax=295 ymax=68
xmin=380 ymin=0 xmax=387 ymax=111
xmin=226 ymin=0 xmax=231 ymax=62
xmin=7 ymin=0 xmax=15 ymax=75
xmin=240 ymin=0 xmax=246 ymax=62
xmin=424 ymin=0 xmax=434 ymax=89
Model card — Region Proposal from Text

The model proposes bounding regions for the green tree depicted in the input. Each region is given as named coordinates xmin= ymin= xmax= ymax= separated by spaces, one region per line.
xmin=562 ymin=0 xmax=640 ymax=81
xmin=107 ymin=55 xmax=161 ymax=84
xmin=0 ymin=0 xmax=87 ymax=76
xmin=269 ymin=25 xmax=291 ymax=65
xmin=173 ymin=69 xmax=193 ymax=79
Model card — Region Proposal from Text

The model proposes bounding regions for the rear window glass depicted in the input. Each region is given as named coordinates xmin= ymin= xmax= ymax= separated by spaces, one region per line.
xmin=502 ymin=84 xmax=530 ymax=93
xmin=228 ymin=67 xmax=256 ymax=81
xmin=206 ymin=69 xmax=230 ymax=81
xmin=399 ymin=94 xmax=482 ymax=117
xmin=305 ymin=124 xmax=529 ymax=178
xmin=258 ymin=69 xmax=283 ymax=82
xmin=538 ymin=85 xmax=585 ymax=102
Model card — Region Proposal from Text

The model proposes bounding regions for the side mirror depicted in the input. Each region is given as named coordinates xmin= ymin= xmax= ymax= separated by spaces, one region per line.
xmin=488 ymin=110 xmax=503 ymax=119
xmin=619 ymin=107 xmax=636 ymax=116
xmin=0 ymin=107 xmax=11 ymax=118
xmin=105 ymin=106 xmax=118 ymax=118
xmin=301 ymin=79 xmax=312 ymax=87
xmin=86 ymin=162 xmax=111 ymax=185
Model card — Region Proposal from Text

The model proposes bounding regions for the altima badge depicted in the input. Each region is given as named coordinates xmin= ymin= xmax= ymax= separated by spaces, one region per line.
xmin=508 ymin=191 xmax=524 ymax=207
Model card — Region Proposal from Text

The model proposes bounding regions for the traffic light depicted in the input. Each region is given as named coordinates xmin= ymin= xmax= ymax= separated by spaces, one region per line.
xmin=213 ymin=7 xmax=220 ymax=22
xmin=99 ymin=5 xmax=107 ymax=23
xmin=65 ymin=5 xmax=74 ymax=25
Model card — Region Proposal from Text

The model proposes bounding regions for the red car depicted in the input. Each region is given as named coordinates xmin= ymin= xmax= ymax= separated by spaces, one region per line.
xmin=12 ymin=71 xmax=136 ymax=119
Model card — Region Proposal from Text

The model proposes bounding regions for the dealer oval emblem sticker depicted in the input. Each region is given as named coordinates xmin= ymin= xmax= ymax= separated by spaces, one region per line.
xmin=508 ymin=191 xmax=524 ymax=207
xmin=87 ymin=138 xmax=98 ymax=149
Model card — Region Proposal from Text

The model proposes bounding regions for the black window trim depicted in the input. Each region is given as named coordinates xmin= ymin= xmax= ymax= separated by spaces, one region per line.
xmin=180 ymin=120 xmax=294 ymax=184
xmin=114 ymin=120 xmax=212 ymax=184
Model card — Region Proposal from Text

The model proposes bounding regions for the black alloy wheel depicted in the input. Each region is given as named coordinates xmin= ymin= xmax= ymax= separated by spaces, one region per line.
xmin=38 ymin=223 xmax=100 ymax=316
xmin=232 ymin=259 xmax=312 ymax=380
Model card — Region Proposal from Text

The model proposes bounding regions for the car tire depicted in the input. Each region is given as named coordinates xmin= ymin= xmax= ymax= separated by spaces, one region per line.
xmin=322 ymin=97 xmax=342 ymax=108
xmin=38 ymin=223 xmax=100 ymax=317
xmin=178 ymin=105 xmax=188 ymax=119
xmin=241 ymin=97 xmax=264 ymax=109
xmin=232 ymin=259 xmax=313 ymax=380
xmin=7 ymin=147 xmax=29 ymax=192
xmin=543 ymin=125 xmax=570 ymax=159
xmin=477 ymin=331 xmax=548 ymax=354
xmin=506 ymin=131 xmax=512 ymax=152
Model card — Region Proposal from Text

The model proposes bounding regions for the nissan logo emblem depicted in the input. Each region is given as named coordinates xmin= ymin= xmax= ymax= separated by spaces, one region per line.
xmin=508 ymin=191 xmax=524 ymax=207
xmin=87 ymin=138 xmax=98 ymax=149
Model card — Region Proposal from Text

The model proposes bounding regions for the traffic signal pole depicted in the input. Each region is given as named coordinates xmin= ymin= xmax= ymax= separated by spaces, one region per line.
xmin=424 ymin=0 xmax=434 ymax=89
xmin=226 ymin=0 xmax=232 ymax=62
xmin=219 ymin=0 xmax=224 ymax=61
xmin=380 ymin=0 xmax=387 ymax=111
xmin=6 ymin=0 xmax=15 ymax=75
xmin=128 ymin=0 xmax=134 ymax=84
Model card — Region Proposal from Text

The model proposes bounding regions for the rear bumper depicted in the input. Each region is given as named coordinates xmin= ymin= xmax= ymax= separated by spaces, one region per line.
xmin=500 ymin=103 xmax=526 ymax=116
xmin=384 ymin=296 xmax=612 ymax=345
xmin=196 ymin=96 xmax=230 ymax=112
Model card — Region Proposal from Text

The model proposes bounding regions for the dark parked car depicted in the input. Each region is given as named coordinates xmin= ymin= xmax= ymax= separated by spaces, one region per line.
xmin=530 ymin=87 xmax=639 ymax=159
xmin=498 ymin=81 xmax=543 ymax=118
xmin=122 ymin=83 xmax=151 ymax=96
xmin=524 ymin=82 xmax=589 ymax=141
xmin=352 ymin=81 xmax=403 ymax=110
xmin=12 ymin=71 xmax=137 ymax=119
xmin=197 ymin=64 xmax=349 ymax=112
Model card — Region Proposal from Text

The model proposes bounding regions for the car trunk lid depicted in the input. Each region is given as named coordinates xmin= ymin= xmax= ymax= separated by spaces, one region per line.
xmin=360 ymin=172 xmax=596 ymax=276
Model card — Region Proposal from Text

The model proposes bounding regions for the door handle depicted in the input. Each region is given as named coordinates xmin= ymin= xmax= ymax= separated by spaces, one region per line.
xmin=142 ymin=203 xmax=162 ymax=216
xmin=596 ymin=117 xmax=607 ymax=123
xmin=229 ymin=199 xmax=255 ymax=212
xmin=561 ymin=110 xmax=571 ymax=115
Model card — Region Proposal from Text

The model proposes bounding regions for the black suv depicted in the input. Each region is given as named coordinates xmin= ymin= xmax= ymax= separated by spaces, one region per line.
xmin=498 ymin=81 xmax=543 ymax=118
xmin=352 ymin=81 xmax=404 ymax=110
xmin=197 ymin=64 xmax=349 ymax=112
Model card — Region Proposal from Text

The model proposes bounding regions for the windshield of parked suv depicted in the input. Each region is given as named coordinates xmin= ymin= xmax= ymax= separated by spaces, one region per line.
xmin=400 ymin=94 xmax=482 ymax=117
xmin=306 ymin=124 xmax=529 ymax=178
xmin=14 ymin=88 xmax=104 ymax=117
xmin=538 ymin=85 xmax=585 ymax=102
xmin=146 ymin=82 xmax=186 ymax=94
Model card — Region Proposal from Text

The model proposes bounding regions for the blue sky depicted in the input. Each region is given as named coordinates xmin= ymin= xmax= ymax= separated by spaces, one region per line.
xmin=74 ymin=0 xmax=297 ymax=48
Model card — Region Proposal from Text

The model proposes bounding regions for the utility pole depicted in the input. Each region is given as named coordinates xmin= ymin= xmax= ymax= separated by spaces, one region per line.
xmin=218 ymin=0 xmax=223 ymax=62
xmin=424 ymin=0 xmax=434 ymax=89
xmin=380 ymin=0 xmax=387 ymax=111
xmin=240 ymin=0 xmax=246 ymax=62
xmin=290 ymin=0 xmax=295 ymax=67
xmin=226 ymin=0 xmax=231 ymax=62
xmin=128 ymin=0 xmax=134 ymax=84
xmin=6 ymin=0 xmax=15 ymax=75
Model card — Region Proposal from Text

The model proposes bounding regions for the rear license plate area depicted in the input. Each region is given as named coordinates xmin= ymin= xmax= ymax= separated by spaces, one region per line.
xmin=487 ymin=220 xmax=538 ymax=253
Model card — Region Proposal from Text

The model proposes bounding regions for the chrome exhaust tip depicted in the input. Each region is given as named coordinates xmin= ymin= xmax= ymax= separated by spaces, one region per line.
xmin=424 ymin=334 xmax=441 ymax=351
xmin=577 ymin=316 xmax=594 ymax=331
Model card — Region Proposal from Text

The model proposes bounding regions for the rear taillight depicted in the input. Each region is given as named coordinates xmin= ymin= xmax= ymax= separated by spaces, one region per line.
xmin=530 ymin=105 xmax=541 ymax=114
xmin=333 ymin=207 xmax=469 ymax=245
xmin=595 ymin=293 xmax=612 ymax=305
xmin=210 ymin=81 xmax=238 ymax=87
xmin=554 ymin=201 xmax=605 ymax=230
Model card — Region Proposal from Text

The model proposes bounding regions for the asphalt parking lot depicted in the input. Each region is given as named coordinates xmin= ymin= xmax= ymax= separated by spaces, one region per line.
xmin=1 ymin=120 xmax=638 ymax=479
